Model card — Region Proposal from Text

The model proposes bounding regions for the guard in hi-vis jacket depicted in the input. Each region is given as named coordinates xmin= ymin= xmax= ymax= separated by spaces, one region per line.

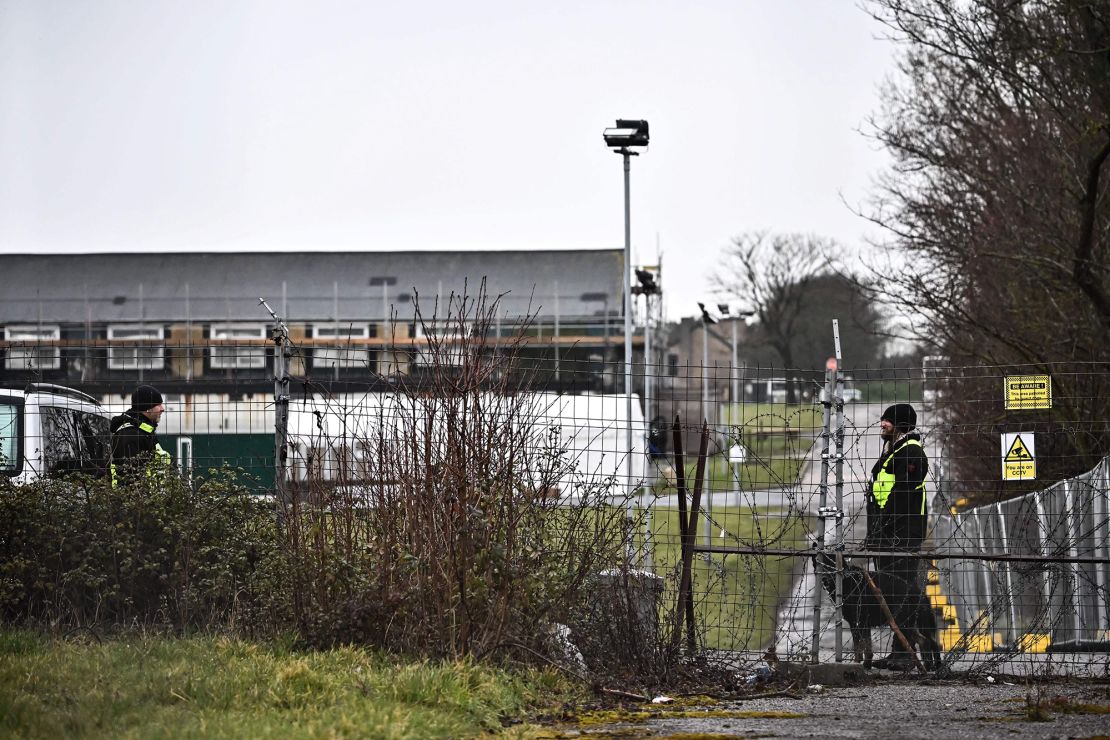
xmin=865 ymin=403 xmax=929 ymax=669
xmin=110 ymin=385 xmax=171 ymax=487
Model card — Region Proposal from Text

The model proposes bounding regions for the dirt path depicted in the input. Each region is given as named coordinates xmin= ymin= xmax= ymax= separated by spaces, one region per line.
xmin=546 ymin=678 xmax=1110 ymax=738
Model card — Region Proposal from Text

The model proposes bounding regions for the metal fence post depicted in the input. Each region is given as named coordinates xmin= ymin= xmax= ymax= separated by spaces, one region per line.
xmin=260 ymin=298 xmax=290 ymax=519
xmin=1064 ymin=479 xmax=1083 ymax=640
xmin=996 ymin=502 xmax=1018 ymax=647
xmin=1034 ymin=493 xmax=1057 ymax=641
xmin=831 ymin=320 xmax=845 ymax=663
xmin=1097 ymin=461 xmax=1110 ymax=634
xmin=973 ymin=510 xmax=995 ymax=642
xmin=810 ymin=361 xmax=835 ymax=663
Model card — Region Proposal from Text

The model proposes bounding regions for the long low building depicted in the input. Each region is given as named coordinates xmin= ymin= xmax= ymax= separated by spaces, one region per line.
xmin=0 ymin=249 xmax=646 ymax=396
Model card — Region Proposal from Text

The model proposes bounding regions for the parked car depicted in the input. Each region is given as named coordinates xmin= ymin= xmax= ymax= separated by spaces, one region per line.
xmin=0 ymin=383 xmax=110 ymax=483
xmin=818 ymin=385 xmax=863 ymax=404
xmin=841 ymin=386 xmax=863 ymax=403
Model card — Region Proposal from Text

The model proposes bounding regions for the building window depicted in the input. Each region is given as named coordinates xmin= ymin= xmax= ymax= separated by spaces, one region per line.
xmin=108 ymin=325 xmax=165 ymax=370
xmin=4 ymin=325 xmax=61 ymax=370
xmin=211 ymin=324 xmax=267 ymax=369
xmin=414 ymin=321 xmax=469 ymax=366
xmin=667 ymin=353 xmax=679 ymax=377
xmin=313 ymin=324 xmax=373 ymax=369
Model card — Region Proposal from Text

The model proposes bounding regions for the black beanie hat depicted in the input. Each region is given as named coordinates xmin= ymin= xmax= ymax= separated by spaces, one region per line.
xmin=881 ymin=403 xmax=917 ymax=433
xmin=131 ymin=385 xmax=163 ymax=412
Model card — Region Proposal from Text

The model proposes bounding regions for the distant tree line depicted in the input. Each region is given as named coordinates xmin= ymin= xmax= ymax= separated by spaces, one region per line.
xmin=711 ymin=232 xmax=886 ymax=392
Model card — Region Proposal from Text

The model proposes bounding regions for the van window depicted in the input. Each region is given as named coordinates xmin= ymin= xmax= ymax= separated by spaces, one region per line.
xmin=0 ymin=401 xmax=20 ymax=473
xmin=40 ymin=406 xmax=110 ymax=478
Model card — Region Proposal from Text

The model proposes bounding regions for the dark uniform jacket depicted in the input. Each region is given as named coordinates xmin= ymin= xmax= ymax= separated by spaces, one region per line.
xmin=865 ymin=432 xmax=929 ymax=552
xmin=110 ymin=409 xmax=167 ymax=485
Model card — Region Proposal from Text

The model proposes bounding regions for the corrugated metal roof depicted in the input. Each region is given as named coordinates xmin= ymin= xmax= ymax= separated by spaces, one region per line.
xmin=0 ymin=250 xmax=624 ymax=323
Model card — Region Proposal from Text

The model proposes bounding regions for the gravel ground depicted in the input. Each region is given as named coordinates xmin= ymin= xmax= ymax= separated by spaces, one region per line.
xmin=557 ymin=678 xmax=1110 ymax=739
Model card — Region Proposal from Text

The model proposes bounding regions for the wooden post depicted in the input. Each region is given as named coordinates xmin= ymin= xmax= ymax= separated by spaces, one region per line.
xmin=671 ymin=416 xmax=690 ymax=651
xmin=862 ymin=569 xmax=928 ymax=674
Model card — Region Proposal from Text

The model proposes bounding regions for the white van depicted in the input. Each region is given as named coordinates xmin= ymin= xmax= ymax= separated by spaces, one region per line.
xmin=0 ymin=383 xmax=111 ymax=483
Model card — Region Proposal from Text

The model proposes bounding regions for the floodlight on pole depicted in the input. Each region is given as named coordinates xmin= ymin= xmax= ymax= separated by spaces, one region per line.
xmin=603 ymin=119 xmax=650 ymax=149
xmin=603 ymin=118 xmax=649 ymax=566
xmin=714 ymin=304 xmax=754 ymax=405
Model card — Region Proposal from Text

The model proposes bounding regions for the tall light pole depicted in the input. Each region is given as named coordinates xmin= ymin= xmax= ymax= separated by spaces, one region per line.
xmin=603 ymin=119 xmax=649 ymax=562
xmin=696 ymin=302 xmax=754 ymax=548
xmin=717 ymin=304 xmax=754 ymax=411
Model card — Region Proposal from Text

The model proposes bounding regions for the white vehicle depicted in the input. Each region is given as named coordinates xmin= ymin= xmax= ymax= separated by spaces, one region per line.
xmin=0 ymin=383 xmax=111 ymax=483
xmin=284 ymin=392 xmax=647 ymax=500
xmin=749 ymin=377 xmax=810 ymax=404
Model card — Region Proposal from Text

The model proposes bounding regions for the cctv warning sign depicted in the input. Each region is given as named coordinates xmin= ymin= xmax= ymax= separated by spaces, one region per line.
xmin=1001 ymin=433 xmax=1036 ymax=481
xmin=1004 ymin=375 xmax=1052 ymax=410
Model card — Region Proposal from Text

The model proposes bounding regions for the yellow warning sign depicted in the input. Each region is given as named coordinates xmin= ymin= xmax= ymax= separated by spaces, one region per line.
xmin=1004 ymin=375 xmax=1052 ymax=410
xmin=1001 ymin=432 xmax=1036 ymax=481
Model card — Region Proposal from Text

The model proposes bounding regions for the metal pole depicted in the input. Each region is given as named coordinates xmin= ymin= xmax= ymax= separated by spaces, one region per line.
xmin=260 ymin=298 xmax=290 ymax=522
xmin=185 ymin=283 xmax=192 ymax=382
xmin=702 ymin=319 xmax=711 ymax=547
xmin=275 ymin=337 xmax=290 ymax=513
xmin=644 ymin=294 xmax=652 ymax=429
xmin=642 ymin=292 xmax=653 ymax=570
xmin=382 ymin=282 xmax=389 ymax=374
xmin=621 ymin=149 xmax=637 ymax=564
xmin=973 ymin=510 xmax=995 ymax=641
xmin=333 ymin=281 xmax=340 ymax=382
xmin=996 ymin=502 xmax=1018 ymax=647
xmin=83 ymin=285 xmax=90 ymax=383
xmin=1064 ymin=479 xmax=1083 ymax=640
xmin=1035 ymin=495 xmax=1056 ymax=641
xmin=730 ymin=318 xmax=738 ymax=409
xmin=810 ymin=362 xmax=835 ymax=663
xmin=832 ymin=320 xmax=844 ymax=663
xmin=1097 ymin=462 xmax=1110 ymax=633
xmin=138 ymin=282 xmax=145 ymax=383
xmin=554 ymin=280 xmax=560 ymax=382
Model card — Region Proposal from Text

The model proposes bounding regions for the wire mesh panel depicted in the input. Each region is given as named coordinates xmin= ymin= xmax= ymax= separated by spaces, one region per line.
xmin=1 ymin=328 xmax=1107 ymax=675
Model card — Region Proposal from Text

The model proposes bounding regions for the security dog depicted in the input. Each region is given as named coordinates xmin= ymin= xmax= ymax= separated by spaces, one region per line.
xmin=812 ymin=550 xmax=942 ymax=670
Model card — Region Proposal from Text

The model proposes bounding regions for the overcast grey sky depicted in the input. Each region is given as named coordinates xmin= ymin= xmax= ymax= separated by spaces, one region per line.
xmin=0 ymin=1 xmax=896 ymax=319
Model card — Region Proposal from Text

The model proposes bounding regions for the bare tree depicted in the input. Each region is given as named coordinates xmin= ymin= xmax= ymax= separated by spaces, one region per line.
xmin=712 ymin=232 xmax=834 ymax=402
xmin=861 ymin=0 xmax=1110 ymax=357
xmin=861 ymin=0 xmax=1110 ymax=485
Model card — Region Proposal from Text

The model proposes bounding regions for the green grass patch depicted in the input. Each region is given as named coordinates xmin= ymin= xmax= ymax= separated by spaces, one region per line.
xmin=0 ymin=631 xmax=580 ymax=739
xmin=721 ymin=402 xmax=822 ymax=432
xmin=687 ymin=402 xmax=821 ymax=492
xmin=675 ymin=453 xmax=809 ymax=493
xmin=639 ymin=503 xmax=805 ymax=652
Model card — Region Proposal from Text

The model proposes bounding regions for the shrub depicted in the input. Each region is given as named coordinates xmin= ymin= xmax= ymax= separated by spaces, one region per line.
xmin=281 ymin=286 xmax=632 ymax=660
xmin=0 ymin=468 xmax=284 ymax=631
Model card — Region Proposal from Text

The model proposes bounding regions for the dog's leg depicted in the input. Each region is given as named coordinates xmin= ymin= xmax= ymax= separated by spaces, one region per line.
xmin=922 ymin=630 xmax=942 ymax=671
xmin=852 ymin=626 xmax=872 ymax=669
xmin=917 ymin=601 xmax=942 ymax=670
